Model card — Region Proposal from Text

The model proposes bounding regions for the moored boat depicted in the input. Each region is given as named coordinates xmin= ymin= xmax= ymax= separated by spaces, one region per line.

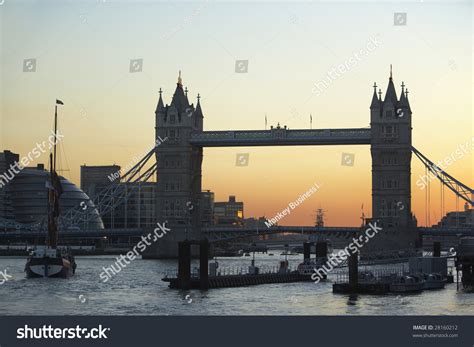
xmin=358 ymin=271 xmax=378 ymax=284
xmin=25 ymin=246 xmax=76 ymax=278
xmin=24 ymin=99 xmax=77 ymax=279
xmin=297 ymin=258 xmax=327 ymax=276
xmin=389 ymin=275 xmax=424 ymax=293
xmin=422 ymin=273 xmax=446 ymax=290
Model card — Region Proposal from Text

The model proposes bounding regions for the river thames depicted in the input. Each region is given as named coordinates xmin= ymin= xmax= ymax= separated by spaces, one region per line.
xmin=0 ymin=254 xmax=473 ymax=316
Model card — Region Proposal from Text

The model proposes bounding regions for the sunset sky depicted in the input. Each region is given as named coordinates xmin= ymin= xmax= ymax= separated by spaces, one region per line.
xmin=1 ymin=0 xmax=472 ymax=227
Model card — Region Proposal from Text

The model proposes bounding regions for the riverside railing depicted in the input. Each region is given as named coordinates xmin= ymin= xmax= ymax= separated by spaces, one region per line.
xmin=162 ymin=264 xmax=299 ymax=279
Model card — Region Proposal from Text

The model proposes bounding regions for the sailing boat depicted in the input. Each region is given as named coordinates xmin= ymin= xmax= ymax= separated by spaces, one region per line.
xmin=25 ymin=99 xmax=76 ymax=278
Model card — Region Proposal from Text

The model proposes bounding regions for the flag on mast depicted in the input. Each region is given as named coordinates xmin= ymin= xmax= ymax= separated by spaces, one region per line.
xmin=310 ymin=114 xmax=313 ymax=129
xmin=56 ymin=99 xmax=64 ymax=105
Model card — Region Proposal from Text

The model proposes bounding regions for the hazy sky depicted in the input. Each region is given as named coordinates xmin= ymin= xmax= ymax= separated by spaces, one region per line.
xmin=1 ymin=0 xmax=472 ymax=227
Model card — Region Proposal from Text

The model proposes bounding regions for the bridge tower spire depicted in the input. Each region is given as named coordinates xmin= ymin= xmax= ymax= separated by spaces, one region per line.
xmin=370 ymin=82 xmax=380 ymax=110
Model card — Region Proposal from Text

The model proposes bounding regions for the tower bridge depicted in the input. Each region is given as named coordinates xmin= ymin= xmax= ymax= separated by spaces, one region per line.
xmin=1 ymin=69 xmax=472 ymax=258
xmin=150 ymin=68 xmax=420 ymax=257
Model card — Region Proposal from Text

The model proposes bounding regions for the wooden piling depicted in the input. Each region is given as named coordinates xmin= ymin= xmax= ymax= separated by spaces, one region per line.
xmin=200 ymin=240 xmax=209 ymax=290
xmin=303 ymin=242 xmax=311 ymax=260
xmin=178 ymin=241 xmax=191 ymax=289
xmin=349 ymin=252 xmax=358 ymax=288
xmin=433 ymin=241 xmax=441 ymax=257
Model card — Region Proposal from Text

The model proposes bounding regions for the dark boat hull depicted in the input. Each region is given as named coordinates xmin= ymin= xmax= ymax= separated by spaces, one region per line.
xmin=25 ymin=257 xmax=75 ymax=278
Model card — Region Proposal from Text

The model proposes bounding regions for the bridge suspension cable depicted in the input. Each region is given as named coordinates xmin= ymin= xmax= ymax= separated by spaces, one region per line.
xmin=424 ymin=166 xmax=429 ymax=226
xmin=61 ymin=145 xmax=158 ymax=229
xmin=412 ymin=146 xmax=474 ymax=208
xmin=440 ymin=180 xmax=445 ymax=220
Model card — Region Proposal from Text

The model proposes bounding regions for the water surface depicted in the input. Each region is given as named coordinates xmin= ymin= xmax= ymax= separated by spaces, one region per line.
xmin=0 ymin=254 xmax=472 ymax=315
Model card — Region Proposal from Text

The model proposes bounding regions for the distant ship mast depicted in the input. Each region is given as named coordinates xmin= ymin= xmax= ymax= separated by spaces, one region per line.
xmin=314 ymin=208 xmax=325 ymax=227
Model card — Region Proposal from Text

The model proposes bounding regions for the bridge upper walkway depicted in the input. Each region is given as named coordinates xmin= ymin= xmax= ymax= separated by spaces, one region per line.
xmin=189 ymin=128 xmax=372 ymax=147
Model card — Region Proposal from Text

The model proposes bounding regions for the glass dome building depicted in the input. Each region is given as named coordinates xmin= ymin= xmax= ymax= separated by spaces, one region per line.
xmin=9 ymin=166 xmax=104 ymax=230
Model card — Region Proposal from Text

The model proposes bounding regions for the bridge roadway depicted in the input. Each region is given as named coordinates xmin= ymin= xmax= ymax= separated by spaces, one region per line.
xmin=203 ymin=226 xmax=474 ymax=241
xmin=0 ymin=226 xmax=472 ymax=241
xmin=189 ymin=128 xmax=372 ymax=147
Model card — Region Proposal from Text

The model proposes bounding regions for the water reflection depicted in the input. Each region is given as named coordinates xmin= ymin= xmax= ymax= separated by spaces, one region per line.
xmin=347 ymin=294 xmax=359 ymax=306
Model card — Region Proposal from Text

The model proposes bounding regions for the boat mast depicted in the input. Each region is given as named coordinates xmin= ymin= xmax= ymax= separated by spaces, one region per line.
xmin=47 ymin=151 xmax=53 ymax=247
xmin=48 ymin=100 xmax=63 ymax=248
xmin=53 ymin=104 xmax=58 ymax=173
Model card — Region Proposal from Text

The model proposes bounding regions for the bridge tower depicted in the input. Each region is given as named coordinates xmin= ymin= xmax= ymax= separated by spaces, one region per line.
xmin=147 ymin=72 xmax=204 ymax=258
xmin=367 ymin=67 xmax=418 ymax=255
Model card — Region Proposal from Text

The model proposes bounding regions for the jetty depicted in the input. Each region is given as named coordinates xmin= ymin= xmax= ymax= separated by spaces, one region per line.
xmin=162 ymin=240 xmax=326 ymax=289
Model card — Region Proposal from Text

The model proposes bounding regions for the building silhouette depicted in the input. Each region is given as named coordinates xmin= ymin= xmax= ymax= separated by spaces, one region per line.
xmin=0 ymin=154 xmax=103 ymax=230
xmin=436 ymin=203 xmax=473 ymax=228
xmin=0 ymin=150 xmax=19 ymax=221
xmin=214 ymin=195 xmax=244 ymax=225
xmin=200 ymin=190 xmax=215 ymax=226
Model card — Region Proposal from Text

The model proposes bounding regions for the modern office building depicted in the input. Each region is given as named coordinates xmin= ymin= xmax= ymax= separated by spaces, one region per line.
xmin=436 ymin=202 xmax=474 ymax=228
xmin=109 ymin=182 xmax=157 ymax=229
xmin=80 ymin=164 xmax=121 ymax=198
xmin=200 ymin=190 xmax=215 ymax=226
xmin=214 ymin=195 xmax=244 ymax=225
xmin=81 ymin=165 xmax=156 ymax=229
